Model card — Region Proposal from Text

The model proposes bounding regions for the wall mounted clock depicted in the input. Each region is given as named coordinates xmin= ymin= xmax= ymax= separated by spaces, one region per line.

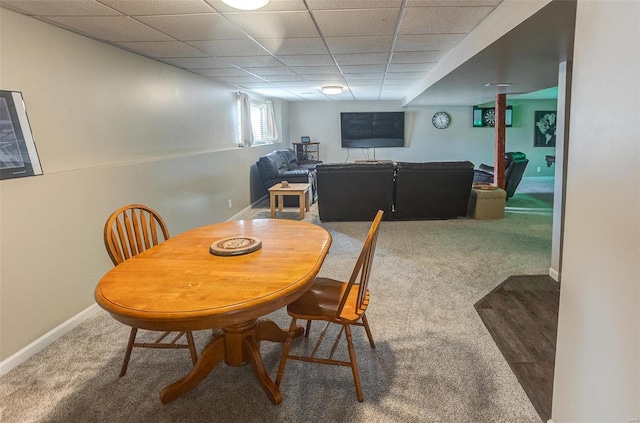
xmin=432 ymin=112 xmax=450 ymax=129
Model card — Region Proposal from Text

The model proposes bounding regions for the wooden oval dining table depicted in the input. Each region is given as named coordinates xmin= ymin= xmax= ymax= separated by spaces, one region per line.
xmin=95 ymin=218 xmax=332 ymax=405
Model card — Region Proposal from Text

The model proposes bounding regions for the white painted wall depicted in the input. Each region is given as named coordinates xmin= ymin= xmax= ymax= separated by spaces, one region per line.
xmin=552 ymin=1 xmax=640 ymax=422
xmin=288 ymin=99 xmax=557 ymax=175
xmin=0 ymin=9 xmax=283 ymax=362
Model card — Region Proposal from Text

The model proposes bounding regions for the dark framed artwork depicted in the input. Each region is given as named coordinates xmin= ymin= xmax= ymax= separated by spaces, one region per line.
xmin=300 ymin=136 xmax=311 ymax=143
xmin=0 ymin=90 xmax=42 ymax=179
xmin=534 ymin=111 xmax=557 ymax=147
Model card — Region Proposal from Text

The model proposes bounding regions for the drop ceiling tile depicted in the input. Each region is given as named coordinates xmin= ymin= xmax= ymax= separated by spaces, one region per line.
xmin=224 ymin=11 xmax=319 ymax=39
xmin=276 ymin=54 xmax=335 ymax=66
xmin=405 ymin=0 xmax=501 ymax=6
xmin=251 ymin=87 xmax=305 ymax=98
xmin=325 ymin=36 xmax=393 ymax=54
xmin=264 ymin=75 xmax=308 ymax=82
xmin=2 ymin=0 xmax=507 ymax=102
xmin=307 ymin=0 xmax=402 ymax=10
xmin=391 ymin=51 xmax=443 ymax=63
xmin=291 ymin=66 xmax=341 ymax=75
xmin=400 ymin=6 xmax=495 ymax=34
xmin=343 ymin=73 xmax=383 ymax=81
xmin=0 ymin=0 xmax=121 ymax=16
xmin=383 ymin=79 xmax=418 ymax=85
xmin=257 ymin=38 xmax=329 ymax=55
xmin=348 ymin=82 xmax=382 ymax=91
xmin=116 ymin=41 xmax=209 ymax=58
xmin=99 ymin=0 xmax=215 ymax=15
xmin=242 ymin=66 xmax=297 ymax=76
xmin=160 ymin=57 xmax=234 ymax=68
xmin=44 ymin=16 xmax=173 ymax=41
xmin=217 ymin=75 xmax=269 ymax=83
xmin=344 ymin=81 xmax=383 ymax=89
xmin=224 ymin=55 xmax=284 ymax=67
xmin=187 ymin=39 xmax=269 ymax=56
xmin=313 ymin=9 xmax=399 ymax=37
xmin=341 ymin=64 xmax=386 ymax=74
xmin=234 ymin=82 xmax=278 ymax=89
xmin=135 ymin=13 xmax=245 ymax=40
xmin=394 ymin=34 xmax=465 ymax=51
xmin=334 ymin=53 xmax=388 ymax=66
xmin=384 ymin=71 xmax=427 ymax=80
xmin=190 ymin=67 xmax=252 ymax=77
xmin=387 ymin=62 xmax=435 ymax=72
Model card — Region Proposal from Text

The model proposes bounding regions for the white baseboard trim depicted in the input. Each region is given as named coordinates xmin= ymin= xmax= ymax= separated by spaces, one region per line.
xmin=0 ymin=303 xmax=100 ymax=376
xmin=549 ymin=267 xmax=560 ymax=281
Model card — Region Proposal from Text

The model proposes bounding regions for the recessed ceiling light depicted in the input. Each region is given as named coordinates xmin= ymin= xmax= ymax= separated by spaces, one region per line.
xmin=220 ymin=0 xmax=269 ymax=10
xmin=485 ymin=83 xmax=513 ymax=87
xmin=321 ymin=86 xmax=343 ymax=95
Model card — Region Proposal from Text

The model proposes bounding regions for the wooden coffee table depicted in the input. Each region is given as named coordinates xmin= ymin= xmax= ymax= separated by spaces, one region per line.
xmin=268 ymin=183 xmax=310 ymax=219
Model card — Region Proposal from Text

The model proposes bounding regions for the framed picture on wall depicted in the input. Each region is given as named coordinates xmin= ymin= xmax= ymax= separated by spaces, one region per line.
xmin=0 ymin=90 xmax=43 ymax=179
xmin=534 ymin=111 xmax=557 ymax=147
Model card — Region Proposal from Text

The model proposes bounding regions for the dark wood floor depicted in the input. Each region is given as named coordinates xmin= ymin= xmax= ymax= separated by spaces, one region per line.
xmin=475 ymin=274 xmax=560 ymax=422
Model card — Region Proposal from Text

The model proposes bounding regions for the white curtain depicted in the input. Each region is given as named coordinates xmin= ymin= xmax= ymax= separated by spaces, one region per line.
xmin=239 ymin=92 xmax=253 ymax=147
xmin=265 ymin=99 xmax=279 ymax=142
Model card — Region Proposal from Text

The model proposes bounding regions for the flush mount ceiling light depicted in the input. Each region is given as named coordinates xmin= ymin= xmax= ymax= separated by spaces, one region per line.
xmin=220 ymin=0 xmax=269 ymax=10
xmin=485 ymin=83 xmax=513 ymax=87
xmin=321 ymin=86 xmax=343 ymax=95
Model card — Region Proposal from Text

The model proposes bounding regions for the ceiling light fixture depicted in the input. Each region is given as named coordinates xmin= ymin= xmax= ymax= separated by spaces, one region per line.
xmin=321 ymin=86 xmax=343 ymax=95
xmin=220 ymin=0 xmax=269 ymax=10
xmin=485 ymin=83 xmax=513 ymax=87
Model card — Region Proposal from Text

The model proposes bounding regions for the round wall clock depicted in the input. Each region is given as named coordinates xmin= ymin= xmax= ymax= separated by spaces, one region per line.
xmin=432 ymin=112 xmax=450 ymax=129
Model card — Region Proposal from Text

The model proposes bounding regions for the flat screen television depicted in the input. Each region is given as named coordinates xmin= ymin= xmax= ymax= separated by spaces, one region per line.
xmin=340 ymin=112 xmax=405 ymax=148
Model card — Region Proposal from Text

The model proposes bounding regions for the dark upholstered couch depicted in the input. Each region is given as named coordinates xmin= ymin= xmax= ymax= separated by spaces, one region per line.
xmin=315 ymin=161 xmax=474 ymax=221
xmin=394 ymin=161 xmax=474 ymax=220
xmin=315 ymin=162 xmax=395 ymax=221
xmin=256 ymin=149 xmax=317 ymax=206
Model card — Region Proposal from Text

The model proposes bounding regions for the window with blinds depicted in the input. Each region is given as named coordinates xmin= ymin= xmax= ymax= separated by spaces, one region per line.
xmin=250 ymin=100 xmax=275 ymax=145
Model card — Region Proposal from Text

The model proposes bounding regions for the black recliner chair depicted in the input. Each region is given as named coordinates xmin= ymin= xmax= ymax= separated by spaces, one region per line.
xmin=473 ymin=152 xmax=529 ymax=198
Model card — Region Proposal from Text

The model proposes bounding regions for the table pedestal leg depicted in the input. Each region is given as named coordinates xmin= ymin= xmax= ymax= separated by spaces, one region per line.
xmin=160 ymin=319 xmax=302 ymax=405
xmin=256 ymin=319 xmax=304 ymax=342
xmin=160 ymin=335 xmax=225 ymax=404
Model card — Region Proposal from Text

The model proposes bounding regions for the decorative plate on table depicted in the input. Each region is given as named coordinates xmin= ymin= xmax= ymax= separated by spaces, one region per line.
xmin=209 ymin=236 xmax=262 ymax=256
xmin=473 ymin=183 xmax=498 ymax=190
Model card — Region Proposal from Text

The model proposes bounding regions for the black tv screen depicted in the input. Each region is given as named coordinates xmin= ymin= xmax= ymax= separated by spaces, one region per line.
xmin=341 ymin=112 xmax=405 ymax=148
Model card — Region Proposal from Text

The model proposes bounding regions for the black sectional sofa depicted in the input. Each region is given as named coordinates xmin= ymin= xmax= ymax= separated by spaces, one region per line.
xmin=315 ymin=162 xmax=395 ymax=222
xmin=315 ymin=161 xmax=474 ymax=221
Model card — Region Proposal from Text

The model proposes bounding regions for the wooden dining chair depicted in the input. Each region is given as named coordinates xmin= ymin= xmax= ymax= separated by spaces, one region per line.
xmin=275 ymin=210 xmax=383 ymax=401
xmin=103 ymin=204 xmax=198 ymax=376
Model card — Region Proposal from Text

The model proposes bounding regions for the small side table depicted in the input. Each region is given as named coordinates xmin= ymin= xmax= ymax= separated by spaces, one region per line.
xmin=269 ymin=183 xmax=311 ymax=219
xmin=468 ymin=187 xmax=507 ymax=219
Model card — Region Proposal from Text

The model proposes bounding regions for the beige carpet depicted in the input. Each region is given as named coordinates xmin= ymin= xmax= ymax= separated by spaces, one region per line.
xmin=0 ymin=182 xmax=553 ymax=423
